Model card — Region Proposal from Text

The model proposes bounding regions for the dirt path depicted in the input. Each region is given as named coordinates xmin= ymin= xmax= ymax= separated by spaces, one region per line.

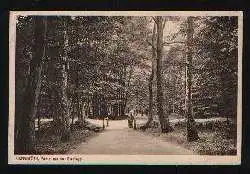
xmin=67 ymin=119 xmax=194 ymax=155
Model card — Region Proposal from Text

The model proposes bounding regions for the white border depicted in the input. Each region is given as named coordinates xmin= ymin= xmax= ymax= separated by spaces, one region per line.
xmin=9 ymin=11 xmax=242 ymax=16
xmin=8 ymin=11 xmax=243 ymax=165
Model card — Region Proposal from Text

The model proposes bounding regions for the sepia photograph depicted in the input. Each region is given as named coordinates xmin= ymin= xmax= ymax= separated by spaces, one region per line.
xmin=8 ymin=11 xmax=242 ymax=165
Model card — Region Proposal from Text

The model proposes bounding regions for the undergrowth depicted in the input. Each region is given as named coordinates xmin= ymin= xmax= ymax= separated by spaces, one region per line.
xmin=138 ymin=119 xmax=237 ymax=155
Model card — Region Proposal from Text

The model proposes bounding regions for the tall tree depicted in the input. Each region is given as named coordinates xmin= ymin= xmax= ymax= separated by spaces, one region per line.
xmin=15 ymin=16 xmax=47 ymax=153
xmin=147 ymin=23 xmax=156 ymax=127
xmin=142 ymin=23 xmax=157 ymax=129
xmin=59 ymin=18 xmax=71 ymax=141
xmin=154 ymin=17 xmax=172 ymax=133
xmin=186 ymin=17 xmax=199 ymax=141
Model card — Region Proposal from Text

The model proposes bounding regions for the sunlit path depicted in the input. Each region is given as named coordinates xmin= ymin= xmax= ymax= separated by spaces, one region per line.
xmin=67 ymin=119 xmax=194 ymax=155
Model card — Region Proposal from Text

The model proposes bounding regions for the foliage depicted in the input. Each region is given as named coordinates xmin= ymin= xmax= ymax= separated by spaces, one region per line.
xmin=15 ymin=15 xmax=238 ymax=154
xmin=194 ymin=16 xmax=238 ymax=119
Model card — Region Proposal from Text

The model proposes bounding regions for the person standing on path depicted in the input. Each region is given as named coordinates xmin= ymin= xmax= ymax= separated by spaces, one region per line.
xmin=128 ymin=109 xmax=136 ymax=129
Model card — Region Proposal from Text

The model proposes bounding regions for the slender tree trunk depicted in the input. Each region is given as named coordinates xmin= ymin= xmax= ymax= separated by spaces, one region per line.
xmin=145 ymin=59 xmax=155 ymax=127
xmin=155 ymin=17 xmax=172 ymax=133
xmin=86 ymin=96 xmax=90 ymax=120
xmin=60 ymin=19 xmax=70 ymax=142
xmin=120 ymin=66 xmax=126 ymax=116
xmin=37 ymin=113 xmax=40 ymax=141
xmin=122 ymin=66 xmax=133 ymax=115
xmin=89 ymin=94 xmax=93 ymax=117
xmin=82 ymin=103 xmax=86 ymax=123
xmin=186 ymin=17 xmax=199 ymax=141
xmin=76 ymin=70 xmax=82 ymax=122
xmin=71 ymin=101 xmax=75 ymax=125
xmin=98 ymin=95 xmax=101 ymax=117
xmin=80 ymin=98 xmax=83 ymax=122
xmin=92 ymin=93 xmax=96 ymax=117
xmin=143 ymin=24 xmax=157 ymax=130
xmin=15 ymin=16 xmax=47 ymax=154
xmin=69 ymin=94 xmax=75 ymax=125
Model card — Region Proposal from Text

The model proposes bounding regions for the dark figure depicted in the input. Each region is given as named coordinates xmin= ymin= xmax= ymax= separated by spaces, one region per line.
xmin=133 ymin=118 xmax=137 ymax=130
xmin=102 ymin=117 xmax=105 ymax=130
xmin=128 ymin=109 xmax=135 ymax=128
xmin=106 ymin=117 xmax=109 ymax=127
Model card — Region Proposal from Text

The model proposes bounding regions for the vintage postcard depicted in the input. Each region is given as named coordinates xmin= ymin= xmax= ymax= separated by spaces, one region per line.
xmin=9 ymin=11 xmax=243 ymax=165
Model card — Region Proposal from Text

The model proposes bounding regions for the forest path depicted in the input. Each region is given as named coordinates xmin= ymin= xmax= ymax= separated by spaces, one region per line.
xmin=67 ymin=119 xmax=194 ymax=155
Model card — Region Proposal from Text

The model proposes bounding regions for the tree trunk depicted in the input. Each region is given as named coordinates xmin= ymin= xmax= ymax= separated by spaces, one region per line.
xmin=122 ymin=66 xmax=133 ymax=115
xmin=71 ymin=101 xmax=75 ymax=125
xmin=89 ymin=95 xmax=93 ymax=117
xmin=70 ymin=94 xmax=75 ymax=125
xmin=186 ymin=17 xmax=199 ymax=141
xmin=145 ymin=60 xmax=155 ymax=128
xmin=60 ymin=19 xmax=70 ymax=142
xmin=92 ymin=93 xmax=97 ymax=117
xmin=15 ymin=16 xmax=47 ymax=154
xmin=82 ymin=102 xmax=86 ymax=123
xmin=37 ymin=113 xmax=41 ymax=141
xmin=155 ymin=17 xmax=172 ymax=133
xmin=143 ymin=23 xmax=157 ymax=130
xmin=76 ymin=70 xmax=82 ymax=122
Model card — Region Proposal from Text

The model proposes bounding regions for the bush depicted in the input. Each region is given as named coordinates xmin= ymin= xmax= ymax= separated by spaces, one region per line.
xmin=171 ymin=119 xmax=236 ymax=140
xmin=70 ymin=121 xmax=89 ymax=131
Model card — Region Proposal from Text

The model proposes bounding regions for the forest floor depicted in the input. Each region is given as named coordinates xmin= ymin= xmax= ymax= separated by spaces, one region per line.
xmin=136 ymin=114 xmax=237 ymax=155
xmin=67 ymin=119 xmax=194 ymax=155
xmin=35 ymin=120 xmax=103 ymax=154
